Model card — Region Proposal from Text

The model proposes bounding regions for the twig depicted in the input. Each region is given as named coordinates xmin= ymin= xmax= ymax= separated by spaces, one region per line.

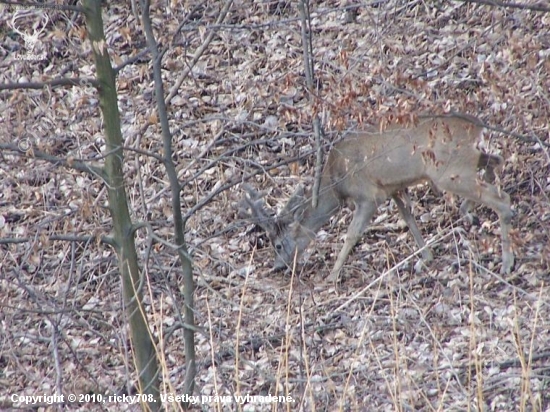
xmin=182 ymin=148 xmax=322 ymax=222
xmin=471 ymin=261 xmax=550 ymax=309
xmin=298 ymin=0 xmax=323 ymax=208
xmin=323 ymin=227 xmax=468 ymax=319
xmin=453 ymin=0 xmax=550 ymax=13
xmin=179 ymin=126 xmax=225 ymax=176
xmin=0 ymin=142 xmax=105 ymax=178
xmin=0 ymin=1 xmax=83 ymax=12
xmin=164 ymin=0 xmax=233 ymax=106
xmin=0 ymin=77 xmax=99 ymax=91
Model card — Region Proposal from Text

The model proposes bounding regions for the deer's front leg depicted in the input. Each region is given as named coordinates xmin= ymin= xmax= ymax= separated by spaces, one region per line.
xmin=328 ymin=201 xmax=378 ymax=281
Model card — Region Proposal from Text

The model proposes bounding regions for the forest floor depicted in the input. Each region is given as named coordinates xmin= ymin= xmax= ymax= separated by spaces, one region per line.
xmin=1 ymin=1 xmax=549 ymax=411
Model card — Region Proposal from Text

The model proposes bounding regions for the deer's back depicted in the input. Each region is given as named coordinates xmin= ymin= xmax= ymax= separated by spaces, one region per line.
xmin=325 ymin=116 xmax=484 ymax=200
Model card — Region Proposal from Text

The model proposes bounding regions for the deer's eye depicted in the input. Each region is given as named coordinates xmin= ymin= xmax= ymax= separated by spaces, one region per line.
xmin=275 ymin=244 xmax=282 ymax=251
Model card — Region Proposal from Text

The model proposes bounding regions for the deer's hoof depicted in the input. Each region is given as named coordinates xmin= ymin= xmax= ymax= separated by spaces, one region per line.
xmin=326 ymin=271 xmax=341 ymax=283
xmin=501 ymin=253 xmax=515 ymax=274
xmin=422 ymin=249 xmax=434 ymax=263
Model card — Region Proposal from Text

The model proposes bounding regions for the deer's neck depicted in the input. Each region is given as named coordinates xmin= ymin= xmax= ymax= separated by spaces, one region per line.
xmin=301 ymin=183 xmax=341 ymax=233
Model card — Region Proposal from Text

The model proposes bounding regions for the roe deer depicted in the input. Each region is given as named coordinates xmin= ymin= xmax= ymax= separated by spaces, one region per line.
xmin=242 ymin=114 xmax=514 ymax=277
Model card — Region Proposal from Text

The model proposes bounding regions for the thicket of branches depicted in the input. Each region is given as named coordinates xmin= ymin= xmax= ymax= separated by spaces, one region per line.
xmin=1 ymin=0 xmax=548 ymax=411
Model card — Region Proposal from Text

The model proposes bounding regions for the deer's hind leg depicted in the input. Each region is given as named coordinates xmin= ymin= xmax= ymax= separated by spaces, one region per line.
xmin=435 ymin=173 xmax=514 ymax=274
xmin=459 ymin=152 xmax=502 ymax=225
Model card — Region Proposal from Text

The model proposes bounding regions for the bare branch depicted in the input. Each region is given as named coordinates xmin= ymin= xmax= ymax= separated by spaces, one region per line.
xmin=0 ymin=142 xmax=105 ymax=178
xmin=0 ymin=77 xmax=99 ymax=91
xmin=0 ymin=234 xmax=114 ymax=246
xmin=453 ymin=0 xmax=550 ymax=13
xmin=183 ymin=150 xmax=319 ymax=221
xmin=165 ymin=0 xmax=233 ymax=105
xmin=298 ymin=0 xmax=324 ymax=208
xmin=113 ymin=49 xmax=150 ymax=74
xmin=0 ymin=1 xmax=83 ymax=12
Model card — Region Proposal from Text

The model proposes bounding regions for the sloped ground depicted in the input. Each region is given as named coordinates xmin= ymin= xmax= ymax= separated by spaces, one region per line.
xmin=1 ymin=1 xmax=549 ymax=411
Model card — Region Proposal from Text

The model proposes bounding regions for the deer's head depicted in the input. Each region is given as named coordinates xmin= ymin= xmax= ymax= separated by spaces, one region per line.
xmin=241 ymin=184 xmax=312 ymax=271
